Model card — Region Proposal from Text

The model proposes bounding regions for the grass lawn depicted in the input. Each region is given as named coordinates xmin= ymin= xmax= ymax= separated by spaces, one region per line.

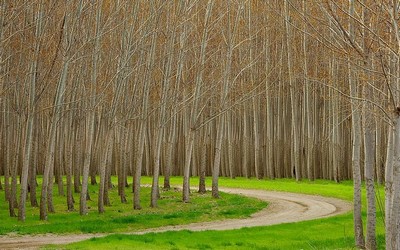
xmin=0 ymin=177 xmax=266 ymax=235
xmin=52 ymin=177 xmax=386 ymax=250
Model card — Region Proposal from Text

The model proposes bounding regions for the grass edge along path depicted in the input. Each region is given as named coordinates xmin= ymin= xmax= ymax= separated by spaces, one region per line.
xmin=56 ymin=177 xmax=386 ymax=250
xmin=0 ymin=178 xmax=266 ymax=236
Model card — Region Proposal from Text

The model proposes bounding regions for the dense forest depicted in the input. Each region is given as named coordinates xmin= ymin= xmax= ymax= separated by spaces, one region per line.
xmin=1 ymin=0 xmax=400 ymax=249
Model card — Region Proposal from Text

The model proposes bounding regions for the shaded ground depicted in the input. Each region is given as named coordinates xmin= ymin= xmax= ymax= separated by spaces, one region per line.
xmin=0 ymin=188 xmax=351 ymax=249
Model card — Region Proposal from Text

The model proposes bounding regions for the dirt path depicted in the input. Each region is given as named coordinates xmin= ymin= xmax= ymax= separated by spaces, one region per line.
xmin=0 ymin=188 xmax=352 ymax=249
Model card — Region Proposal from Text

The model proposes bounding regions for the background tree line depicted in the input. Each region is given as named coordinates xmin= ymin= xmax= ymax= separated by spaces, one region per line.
xmin=1 ymin=0 xmax=400 ymax=249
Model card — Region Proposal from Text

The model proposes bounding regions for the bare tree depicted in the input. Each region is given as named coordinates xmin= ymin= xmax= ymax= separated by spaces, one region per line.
xmin=284 ymin=0 xmax=300 ymax=181
xmin=40 ymin=4 xmax=74 ymax=219
xmin=348 ymin=1 xmax=364 ymax=245
xmin=182 ymin=0 xmax=214 ymax=203
xmin=134 ymin=0 xmax=162 ymax=209
xmin=211 ymin=1 xmax=242 ymax=198
xmin=80 ymin=0 xmax=103 ymax=215
xmin=19 ymin=1 xmax=44 ymax=221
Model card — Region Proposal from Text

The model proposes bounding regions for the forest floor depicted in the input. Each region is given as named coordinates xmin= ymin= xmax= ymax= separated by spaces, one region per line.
xmin=0 ymin=187 xmax=351 ymax=249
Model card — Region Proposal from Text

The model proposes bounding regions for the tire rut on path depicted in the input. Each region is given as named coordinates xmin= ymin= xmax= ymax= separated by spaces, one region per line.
xmin=0 ymin=188 xmax=352 ymax=249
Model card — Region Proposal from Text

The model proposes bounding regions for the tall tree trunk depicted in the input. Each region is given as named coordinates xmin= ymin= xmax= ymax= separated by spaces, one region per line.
xmin=9 ymin=117 xmax=21 ymax=217
xmin=212 ymin=1 xmax=242 ymax=197
xmin=212 ymin=114 xmax=225 ymax=198
xmin=40 ymin=46 xmax=69 ymax=220
xmin=198 ymin=124 xmax=209 ymax=194
xmin=242 ymin=105 xmax=250 ymax=178
xmin=284 ymin=0 xmax=300 ymax=181
xmin=183 ymin=0 xmax=213 ymax=203
xmin=29 ymin=120 xmax=38 ymax=207
xmin=98 ymin=130 xmax=113 ymax=213
xmin=134 ymin=6 xmax=159 ymax=208
xmin=349 ymin=49 xmax=365 ymax=249
xmin=386 ymin=1 xmax=400 ymax=248
xmin=348 ymin=26 xmax=365 ymax=247
xmin=80 ymin=0 xmax=102 ymax=215
xmin=3 ymin=100 xmax=10 ymax=202
xmin=385 ymin=121 xmax=394 ymax=249
xmin=18 ymin=1 xmax=43 ymax=221
xmin=164 ymin=0 xmax=187 ymax=191
xmin=74 ymin=121 xmax=81 ymax=194
xmin=386 ymin=106 xmax=400 ymax=249
xmin=119 ymin=126 xmax=128 ymax=203
xmin=151 ymin=3 xmax=176 ymax=206
xmin=56 ymin=125 xmax=64 ymax=196
xmin=362 ymin=2 xmax=376 ymax=248
xmin=66 ymin=117 xmax=75 ymax=211
xmin=303 ymin=0 xmax=313 ymax=181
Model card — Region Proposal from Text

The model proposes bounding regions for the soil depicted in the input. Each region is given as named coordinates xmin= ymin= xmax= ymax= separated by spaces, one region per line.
xmin=0 ymin=188 xmax=352 ymax=249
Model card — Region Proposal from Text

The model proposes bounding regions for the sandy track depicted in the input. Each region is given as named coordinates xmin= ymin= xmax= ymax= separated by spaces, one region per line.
xmin=0 ymin=188 xmax=351 ymax=249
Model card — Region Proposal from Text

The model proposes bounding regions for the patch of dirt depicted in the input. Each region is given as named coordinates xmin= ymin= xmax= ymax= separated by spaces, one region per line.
xmin=0 ymin=188 xmax=351 ymax=249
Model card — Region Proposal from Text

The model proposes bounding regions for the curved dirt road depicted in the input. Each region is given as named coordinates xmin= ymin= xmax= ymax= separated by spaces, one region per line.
xmin=0 ymin=188 xmax=351 ymax=249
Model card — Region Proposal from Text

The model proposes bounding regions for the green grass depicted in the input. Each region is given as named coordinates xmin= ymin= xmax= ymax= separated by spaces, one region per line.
xmin=0 ymin=177 xmax=266 ymax=235
xmin=59 ymin=217 xmax=383 ymax=250
xmin=54 ymin=177 xmax=386 ymax=250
